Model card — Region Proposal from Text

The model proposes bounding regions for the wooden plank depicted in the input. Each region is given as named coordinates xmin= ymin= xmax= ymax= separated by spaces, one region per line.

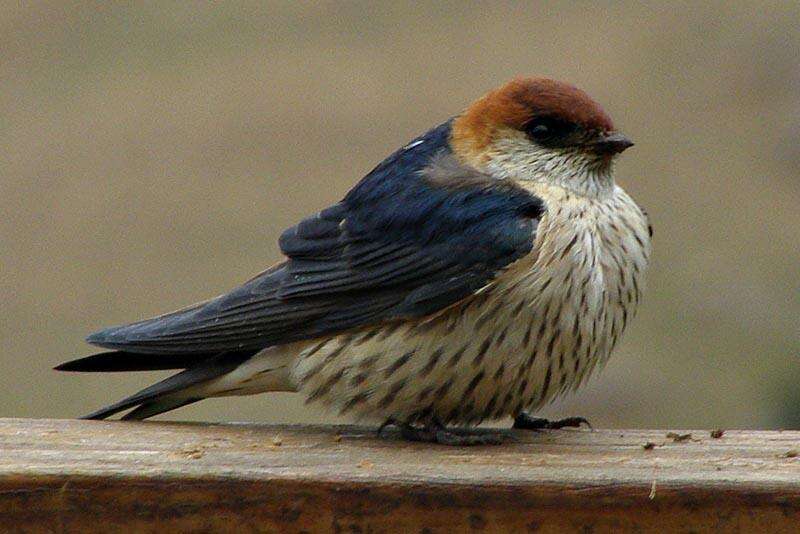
xmin=0 ymin=418 xmax=798 ymax=533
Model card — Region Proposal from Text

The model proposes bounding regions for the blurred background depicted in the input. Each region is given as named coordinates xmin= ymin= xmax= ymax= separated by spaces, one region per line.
xmin=2 ymin=2 xmax=798 ymax=429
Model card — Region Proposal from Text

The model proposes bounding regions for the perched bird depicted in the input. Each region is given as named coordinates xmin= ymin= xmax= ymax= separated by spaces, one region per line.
xmin=57 ymin=77 xmax=651 ymax=445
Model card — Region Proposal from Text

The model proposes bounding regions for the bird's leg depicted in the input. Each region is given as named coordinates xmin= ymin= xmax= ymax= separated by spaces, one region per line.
xmin=397 ymin=418 xmax=508 ymax=446
xmin=377 ymin=417 xmax=400 ymax=437
xmin=513 ymin=412 xmax=592 ymax=430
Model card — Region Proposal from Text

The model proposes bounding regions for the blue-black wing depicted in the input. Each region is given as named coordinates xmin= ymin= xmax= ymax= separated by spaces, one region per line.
xmin=77 ymin=121 xmax=545 ymax=356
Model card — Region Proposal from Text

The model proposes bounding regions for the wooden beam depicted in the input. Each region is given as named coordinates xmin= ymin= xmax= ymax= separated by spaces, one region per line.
xmin=1 ymin=418 xmax=798 ymax=532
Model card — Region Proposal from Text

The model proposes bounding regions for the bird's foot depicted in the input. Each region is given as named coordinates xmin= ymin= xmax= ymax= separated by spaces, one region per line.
xmin=376 ymin=417 xmax=399 ymax=437
xmin=512 ymin=412 xmax=593 ymax=430
xmin=379 ymin=418 xmax=507 ymax=446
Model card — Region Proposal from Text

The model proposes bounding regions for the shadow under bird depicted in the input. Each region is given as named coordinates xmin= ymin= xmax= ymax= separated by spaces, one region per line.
xmin=57 ymin=77 xmax=652 ymax=445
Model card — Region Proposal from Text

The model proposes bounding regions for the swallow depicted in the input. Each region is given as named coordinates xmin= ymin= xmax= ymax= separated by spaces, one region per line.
xmin=57 ymin=77 xmax=651 ymax=445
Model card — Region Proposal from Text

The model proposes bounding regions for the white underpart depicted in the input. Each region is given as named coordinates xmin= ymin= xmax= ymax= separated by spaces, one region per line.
xmin=485 ymin=134 xmax=615 ymax=197
xmin=193 ymin=346 xmax=297 ymax=397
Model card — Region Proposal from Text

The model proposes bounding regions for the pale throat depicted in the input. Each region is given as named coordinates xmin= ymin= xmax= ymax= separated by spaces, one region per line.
xmin=482 ymin=138 xmax=617 ymax=198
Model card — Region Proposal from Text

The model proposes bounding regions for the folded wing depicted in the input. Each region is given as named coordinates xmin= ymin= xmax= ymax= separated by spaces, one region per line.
xmin=81 ymin=121 xmax=545 ymax=357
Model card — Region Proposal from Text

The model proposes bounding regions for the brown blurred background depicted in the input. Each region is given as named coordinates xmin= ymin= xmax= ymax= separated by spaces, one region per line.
xmin=2 ymin=2 xmax=798 ymax=429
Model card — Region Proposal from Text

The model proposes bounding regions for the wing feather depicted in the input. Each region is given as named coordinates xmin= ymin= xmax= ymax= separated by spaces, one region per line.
xmin=84 ymin=120 xmax=545 ymax=356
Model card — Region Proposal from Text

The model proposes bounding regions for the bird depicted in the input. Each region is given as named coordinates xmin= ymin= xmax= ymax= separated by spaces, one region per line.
xmin=56 ymin=77 xmax=652 ymax=445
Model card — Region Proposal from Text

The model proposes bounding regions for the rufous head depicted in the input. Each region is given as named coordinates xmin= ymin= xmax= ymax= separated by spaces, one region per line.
xmin=451 ymin=78 xmax=632 ymax=192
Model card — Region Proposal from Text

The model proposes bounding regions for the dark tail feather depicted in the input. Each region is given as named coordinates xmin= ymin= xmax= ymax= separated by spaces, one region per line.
xmin=120 ymin=398 xmax=202 ymax=420
xmin=80 ymin=352 xmax=251 ymax=420
xmin=55 ymin=351 xmax=205 ymax=372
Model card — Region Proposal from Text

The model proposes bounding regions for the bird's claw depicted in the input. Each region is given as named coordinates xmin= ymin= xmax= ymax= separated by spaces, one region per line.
xmin=377 ymin=417 xmax=399 ymax=437
xmin=379 ymin=418 xmax=508 ymax=446
xmin=513 ymin=413 xmax=593 ymax=430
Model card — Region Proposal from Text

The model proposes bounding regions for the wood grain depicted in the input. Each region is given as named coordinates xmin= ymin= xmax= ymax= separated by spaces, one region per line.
xmin=1 ymin=418 xmax=798 ymax=533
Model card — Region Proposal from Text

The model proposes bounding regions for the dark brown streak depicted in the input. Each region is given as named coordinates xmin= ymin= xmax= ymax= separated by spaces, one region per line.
xmin=539 ymin=277 xmax=552 ymax=293
xmin=322 ymin=339 xmax=350 ymax=366
xmin=472 ymin=336 xmax=493 ymax=367
xmin=358 ymin=353 xmax=381 ymax=370
xmin=303 ymin=339 xmax=330 ymax=360
xmin=522 ymin=322 xmax=533 ymax=347
xmin=463 ymin=371 xmax=486 ymax=398
xmin=493 ymin=362 xmax=506 ymax=380
xmin=416 ymin=385 xmax=435 ymax=402
xmin=560 ymin=234 xmax=579 ymax=260
xmin=495 ymin=326 xmax=508 ymax=347
xmin=420 ymin=347 xmax=444 ymax=377
xmin=354 ymin=328 xmax=381 ymax=346
xmin=500 ymin=391 xmax=515 ymax=414
xmin=377 ymin=321 xmax=403 ymax=341
xmin=485 ymin=395 xmax=497 ymax=415
xmin=447 ymin=345 xmax=469 ymax=368
xmin=378 ymin=379 xmax=406 ymax=408
xmin=349 ymin=371 xmax=369 ymax=387
xmin=306 ymin=367 xmax=346 ymax=403
xmin=540 ymin=364 xmax=553 ymax=401
xmin=474 ymin=301 xmax=503 ymax=332
xmin=435 ymin=376 xmax=455 ymax=397
xmin=384 ymin=350 xmax=414 ymax=378
xmin=339 ymin=392 xmax=368 ymax=414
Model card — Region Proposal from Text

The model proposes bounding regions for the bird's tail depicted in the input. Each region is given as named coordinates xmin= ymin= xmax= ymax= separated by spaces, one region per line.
xmin=55 ymin=351 xmax=253 ymax=420
xmin=55 ymin=351 xmax=207 ymax=372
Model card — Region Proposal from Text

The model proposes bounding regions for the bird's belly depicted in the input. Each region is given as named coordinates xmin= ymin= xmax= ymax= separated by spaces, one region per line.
xmin=291 ymin=266 xmax=630 ymax=425
xmin=292 ymin=195 xmax=650 ymax=424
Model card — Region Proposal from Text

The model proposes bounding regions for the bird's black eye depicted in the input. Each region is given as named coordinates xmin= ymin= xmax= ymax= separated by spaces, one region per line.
xmin=523 ymin=116 xmax=577 ymax=146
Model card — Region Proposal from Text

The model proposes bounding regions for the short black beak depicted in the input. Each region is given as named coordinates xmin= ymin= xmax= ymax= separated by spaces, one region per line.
xmin=591 ymin=132 xmax=634 ymax=155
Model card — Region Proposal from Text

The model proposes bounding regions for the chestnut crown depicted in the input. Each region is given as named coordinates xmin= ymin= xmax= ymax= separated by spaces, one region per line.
xmin=453 ymin=77 xmax=632 ymax=159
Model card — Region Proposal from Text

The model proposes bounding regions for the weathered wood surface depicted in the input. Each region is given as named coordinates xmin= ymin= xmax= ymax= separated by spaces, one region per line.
xmin=0 ymin=419 xmax=798 ymax=533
